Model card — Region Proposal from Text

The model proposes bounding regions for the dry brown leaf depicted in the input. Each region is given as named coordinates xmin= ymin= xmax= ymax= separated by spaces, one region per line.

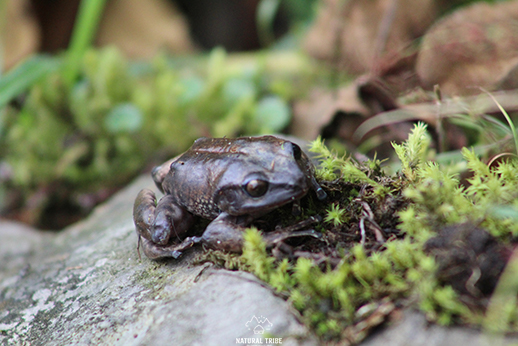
xmin=304 ymin=0 xmax=441 ymax=75
xmin=416 ymin=1 xmax=518 ymax=96
xmin=97 ymin=0 xmax=194 ymax=58
xmin=291 ymin=84 xmax=370 ymax=141
xmin=291 ymin=76 xmax=407 ymax=156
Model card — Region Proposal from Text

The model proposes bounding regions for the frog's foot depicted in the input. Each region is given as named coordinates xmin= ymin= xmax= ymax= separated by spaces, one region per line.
xmin=133 ymin=189 xmax=194 ymax=258
xmin=139 ymin=235 xmax=202 ymax=259
xmin=200 ymin=214 xmax=323 ymax=253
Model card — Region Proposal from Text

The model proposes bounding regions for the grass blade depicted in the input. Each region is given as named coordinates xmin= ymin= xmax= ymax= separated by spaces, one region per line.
xmin=0 ymin=55 xmax=60 ymax=109
xmin=63 ymin=0 xmax=108 ymax=87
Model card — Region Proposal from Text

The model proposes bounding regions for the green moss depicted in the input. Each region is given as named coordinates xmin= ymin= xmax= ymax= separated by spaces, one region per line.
xmin=205 ymin=123 xmax=518 ymax=342
xmin=324 ymin=203 xmax=348 ymax=227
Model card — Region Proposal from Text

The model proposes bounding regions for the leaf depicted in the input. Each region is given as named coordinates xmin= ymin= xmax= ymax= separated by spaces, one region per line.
xmin=104 ymin=103 xmax=143 ymax=133
xmin=63 ymin=0 xmax=108 ymax=87
xmin=489 ymin=205 xmax=518 ymax=220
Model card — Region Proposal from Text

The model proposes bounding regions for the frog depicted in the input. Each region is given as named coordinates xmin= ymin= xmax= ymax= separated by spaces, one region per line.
xmin=133 ymin=135 xmax=327 ymax=259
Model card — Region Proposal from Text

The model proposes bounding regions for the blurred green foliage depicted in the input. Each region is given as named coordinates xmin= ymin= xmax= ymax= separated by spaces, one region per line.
xmin=0 ymin=47 xmax=314 ymax=225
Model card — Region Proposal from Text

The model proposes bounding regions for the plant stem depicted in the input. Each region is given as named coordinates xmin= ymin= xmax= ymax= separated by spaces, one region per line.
xmin=63 ymin=0 xmax=108 ymax=87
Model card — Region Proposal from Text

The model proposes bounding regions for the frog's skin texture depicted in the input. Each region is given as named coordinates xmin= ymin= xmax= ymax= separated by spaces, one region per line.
xmin=133 ymin=136 xmax=327 ymax=259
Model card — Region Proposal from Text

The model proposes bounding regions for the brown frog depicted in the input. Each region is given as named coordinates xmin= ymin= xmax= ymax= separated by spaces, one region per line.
xmin=133 ymin=135 xmax=327 ymax=259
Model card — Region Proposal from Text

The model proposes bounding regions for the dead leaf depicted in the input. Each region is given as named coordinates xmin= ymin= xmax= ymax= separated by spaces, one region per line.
xmin=292 ymin=76 xmax=409 ymax=156
xmin=416 ymin=1 xmax=518 ymax=96
xmin=96 ymin=0 xmax=194 ymax=58
xmin=304 ymin=0 xmax=442 ymax=75
xmin=291 ymin=83 xmax=370 ymax=141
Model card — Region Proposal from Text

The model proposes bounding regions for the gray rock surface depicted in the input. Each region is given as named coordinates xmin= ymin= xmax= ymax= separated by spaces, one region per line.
xmin=0 ymin=176 xmax=316 ymax=346
xmin=362 ymin=309 xmax=517 ymax=346
xmin=1 ymin=175 xmax=517 ymax=346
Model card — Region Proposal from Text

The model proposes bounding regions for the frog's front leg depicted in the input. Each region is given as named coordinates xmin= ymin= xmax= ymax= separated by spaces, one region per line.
xmin=201 ymin=214 xmax=323 ymax=253
xmin=200 ymin=213 xmax=252 ymax=253
xmin=133 ymin=189 xmax=194 ymax=258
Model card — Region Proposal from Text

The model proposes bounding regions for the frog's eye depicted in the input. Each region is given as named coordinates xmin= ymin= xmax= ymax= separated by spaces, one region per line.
xmin=244 ymin=179 xmax=269 ymax=197
xmin=291 ymin=143 xmax=302 ymax=160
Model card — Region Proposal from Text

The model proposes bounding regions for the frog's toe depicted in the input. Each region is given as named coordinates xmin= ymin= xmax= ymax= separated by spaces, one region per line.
xmin=263 ymin=229 xmax=322 ymax=247
xmin=139 ymin=237 xmax=184 ymax=259
xmin=139 ymin=236 xmax=202 ymax=260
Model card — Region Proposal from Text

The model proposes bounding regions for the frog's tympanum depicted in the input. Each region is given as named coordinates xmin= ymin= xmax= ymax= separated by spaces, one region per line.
xmin=133 ymin=136 xmax=327 ymax=259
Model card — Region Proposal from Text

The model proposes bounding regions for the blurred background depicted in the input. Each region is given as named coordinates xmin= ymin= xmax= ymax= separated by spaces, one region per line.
xmin=2 ymin=0 xmax=315 ymax=67
xmin=1 ymin=0 xmax=518 ymax=229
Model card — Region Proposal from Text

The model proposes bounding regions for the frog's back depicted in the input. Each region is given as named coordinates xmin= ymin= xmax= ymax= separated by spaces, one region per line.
xmin=162 ymin=138 xmax=270 ymax=219
xmin=162 ymin=136 xmax=308 ymax=219
xmin=189 ymin=136 xmax=284 ymax=157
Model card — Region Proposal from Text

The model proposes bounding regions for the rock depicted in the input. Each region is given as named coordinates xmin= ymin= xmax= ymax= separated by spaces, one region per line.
xmin=362 ymin=310 xmax=517 ymax=346
xmin=0 ymin=175 xmax=316 ymax=345
xmin=2 ymin=174 xmax=518 ymax=345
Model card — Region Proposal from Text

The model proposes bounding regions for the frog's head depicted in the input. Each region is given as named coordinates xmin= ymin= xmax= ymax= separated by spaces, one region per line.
xmin=214 ymin=138 xmax=325 ymax=216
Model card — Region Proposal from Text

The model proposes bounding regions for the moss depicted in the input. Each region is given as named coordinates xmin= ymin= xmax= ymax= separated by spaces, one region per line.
xmin=199 ymin=123 xmax=518 ymax=343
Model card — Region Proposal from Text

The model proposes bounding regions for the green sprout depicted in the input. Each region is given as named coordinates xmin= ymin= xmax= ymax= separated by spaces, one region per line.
xmin=392 ymin=122 xmax=430 ymax=182
xmin=325 ymin=203 xmax=348 ymax=227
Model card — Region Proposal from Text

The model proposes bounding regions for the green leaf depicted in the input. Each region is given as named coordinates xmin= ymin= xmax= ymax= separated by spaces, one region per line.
xmin=253 ymin=95 xmax=290 ymax=133
xmin=63 ymin=0 xmax=108 ymax=87
xmin=489 ymin=205 xmax=518 ymax=220
xmin=104 ymin=103 xmax=143 ymax=133
xmin=0 ymin=55 xmax=60 ymax=109
xmin=256 ymin=0 xmax=281 ymax=47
